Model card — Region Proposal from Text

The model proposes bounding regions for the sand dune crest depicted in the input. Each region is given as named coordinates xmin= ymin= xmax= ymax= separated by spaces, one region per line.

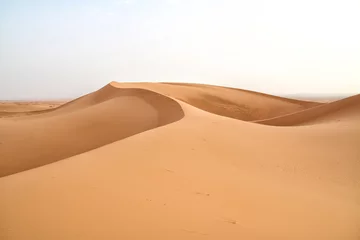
xmin=110 ymin=82 xmax=321 ymax=121
xmin=0 ymin=86 xmax=184 ymax=177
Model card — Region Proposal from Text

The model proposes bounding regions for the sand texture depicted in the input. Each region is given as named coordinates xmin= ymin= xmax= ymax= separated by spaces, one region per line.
xmin=1 ymin=82 xmax=359 ymax=240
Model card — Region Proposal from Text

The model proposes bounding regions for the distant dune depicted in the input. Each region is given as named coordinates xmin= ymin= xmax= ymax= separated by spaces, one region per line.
xmin=1 ymin=82 xmax=359 ymax=240
xmin=0 ymin=101 xmax=63 ymax=118
xmin=284 ymin=94 xmax=351 ymax=102
xmin=255 ymin=94 xmax=360 ymax=126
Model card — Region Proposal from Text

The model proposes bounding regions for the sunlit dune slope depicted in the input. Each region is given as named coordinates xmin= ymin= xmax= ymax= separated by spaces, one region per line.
xmin=0 ymin=87 xmax=184 ymax=177
xmin=255 ymin=94 xmax=360 ymax=126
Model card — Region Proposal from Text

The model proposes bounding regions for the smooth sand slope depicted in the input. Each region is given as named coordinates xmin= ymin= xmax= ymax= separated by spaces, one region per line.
xmin=0 ymin=82 xmax=359 ymax=240
xmin=0 ymin=87 xmax=184 ymax=177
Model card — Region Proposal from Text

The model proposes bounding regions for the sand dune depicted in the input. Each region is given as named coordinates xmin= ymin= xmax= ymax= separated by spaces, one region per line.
xmin=0 ymin=82 xmax=320 ymax=177
xmin=1 ymin=82 xmax=359 ymax=239
xmin=111 ymin=82 xmax=320 ymax=121
xmin=5 ymin=82 xmax=319 ymax=121
xmin=255 ymin=94 xmax=360 ymax=126
xmin=0 ymin=88 xmax=184 ymax=177
xmin=0 ymin=101 xmax=62 ymax=118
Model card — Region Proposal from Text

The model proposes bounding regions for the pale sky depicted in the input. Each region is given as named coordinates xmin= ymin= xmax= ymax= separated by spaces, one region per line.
xmin=0 ymin=0 xmax=359 ymax=99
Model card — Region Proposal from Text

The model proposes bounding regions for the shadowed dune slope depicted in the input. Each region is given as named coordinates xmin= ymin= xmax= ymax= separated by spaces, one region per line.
xmin=0 ymin=87 xmax=184 ymax=177
xmin=255 ymin=94 xmax=360 ymax=126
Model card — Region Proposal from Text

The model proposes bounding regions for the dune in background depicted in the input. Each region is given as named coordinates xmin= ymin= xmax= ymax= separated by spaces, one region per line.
xmin=0 ymin=101 xmax=63 ymax=118
xmin=255 ymin=94 xmax=360 ymax=126
xmin=0 ymin=82 xmax=359 ymax=240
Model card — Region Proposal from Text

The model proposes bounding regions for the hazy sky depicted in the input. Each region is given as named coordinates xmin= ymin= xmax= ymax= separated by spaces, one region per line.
xmin=0 ymin=0 xmax=359 ymax=99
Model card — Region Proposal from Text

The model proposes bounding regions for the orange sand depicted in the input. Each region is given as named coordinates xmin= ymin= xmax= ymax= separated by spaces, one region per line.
xmin=0 ymin=82 xmax=359 ymax=240
xmin=0 ymin=101 xmax=63 ymax=118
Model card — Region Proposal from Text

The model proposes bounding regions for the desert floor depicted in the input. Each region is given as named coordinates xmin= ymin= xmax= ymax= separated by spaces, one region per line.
xmin=1 ymin=82 xmax=359 ymax=240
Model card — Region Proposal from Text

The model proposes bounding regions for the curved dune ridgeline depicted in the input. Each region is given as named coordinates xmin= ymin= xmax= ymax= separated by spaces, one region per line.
xmin=110 ymin=82 xmax=322 ymax=121
xmin=1 ymin=82 xmax=320 ymax=121
xmin=1 ymin=82 xmax=359 ymax=240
